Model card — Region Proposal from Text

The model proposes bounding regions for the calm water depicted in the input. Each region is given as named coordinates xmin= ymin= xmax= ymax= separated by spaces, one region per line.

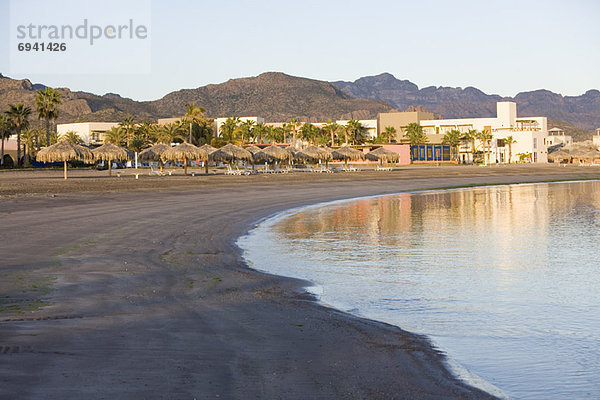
xmin=239 ymin=181 xmax=600 ymax=399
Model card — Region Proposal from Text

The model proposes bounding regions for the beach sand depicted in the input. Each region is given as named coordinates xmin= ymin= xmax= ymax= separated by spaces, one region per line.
xmin=1 ymin=165 xmax=598 ymax=399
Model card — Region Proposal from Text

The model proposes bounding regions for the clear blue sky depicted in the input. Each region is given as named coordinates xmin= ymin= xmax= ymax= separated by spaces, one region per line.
xmin=1 ymin=0 xmax=598 ymax=101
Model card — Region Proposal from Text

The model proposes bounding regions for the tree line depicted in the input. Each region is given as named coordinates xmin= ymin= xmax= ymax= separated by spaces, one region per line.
xmin=1 ymin=89 xmax=517 ymax=167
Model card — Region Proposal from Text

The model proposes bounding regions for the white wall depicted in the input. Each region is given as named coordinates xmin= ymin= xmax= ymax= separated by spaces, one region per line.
xmin=56 ymin=122 xmax=119 ymax=145
xmin=419 ymin=102 xmax=548 ymax=163
xmin=214 ymin=116 xmax=265 ymax=136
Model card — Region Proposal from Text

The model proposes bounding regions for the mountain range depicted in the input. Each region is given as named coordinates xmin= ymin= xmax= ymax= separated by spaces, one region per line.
xmin=333 ymin=73 xmax=600 ymax=132
xmin=1 ymin=71 xmax=598 ymax=140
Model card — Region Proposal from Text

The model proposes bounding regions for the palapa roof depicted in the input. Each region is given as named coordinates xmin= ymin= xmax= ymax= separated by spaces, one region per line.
xmin=295 ymin=145 xmax=333 ymax=162
xmin=91 ymin=143 xmax=128 ymax=161
xmin=36 ymin=140 xmax=93 ymax=163
xmin=198 ymin=144 xmax=217 ymax=159
xmin=548 ymin=141 xmax=600 ymax=161
xmin=254 ymin=145 xmax=292 ymax=163
xmin=209 ymin=143 xmax=253 ymax=163
xmin=139 ymin=143 xmax=170 ymax=161
xmin=244 ymin=145 xmax=262 ymax=154
xmin=331 ymin=146 xmax=365 ymax=161
xmin=161 ymin=142 xmax=201 ymax=161
xmin=365 ymin=147 xmax=400 ymax=162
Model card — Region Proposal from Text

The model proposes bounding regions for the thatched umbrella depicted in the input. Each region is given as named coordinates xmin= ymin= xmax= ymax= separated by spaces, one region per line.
xmin=92 ymin=143 xmax=128 ymax=177
xmin=254 ymin=145 xmax=292 ymax=164
xmin=548 ymin=142 xmax=600 ymax=164
xmin=245 ymin=145 xmax=262 ymax=155
xmin=300 ymin=145 xmax=333 ymax=162
xmin=161 ymin=142 xmax=201 ymax=175
xmin=365 ymin=147 xmax=400 ymax=166
xmin=139 ymin=143 xmax=170 ymax=173
xmin=36 ymin=140 xmax=94 ymax=180
xmin=331 ymin=146 xmax=365 ymax=166
xmin=198 ymin=144 xmax=217 ymax=174
xmin=209 ymin=143 xmax=253 ymax=165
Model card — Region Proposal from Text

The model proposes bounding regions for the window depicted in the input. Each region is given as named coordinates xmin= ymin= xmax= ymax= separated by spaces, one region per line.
xmin=533 ymin=138 xmax=537 ymax=149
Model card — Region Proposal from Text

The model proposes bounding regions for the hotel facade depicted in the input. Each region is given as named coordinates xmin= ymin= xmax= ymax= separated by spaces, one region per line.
xmin=418 ymin=102 xmax=548 ymax=164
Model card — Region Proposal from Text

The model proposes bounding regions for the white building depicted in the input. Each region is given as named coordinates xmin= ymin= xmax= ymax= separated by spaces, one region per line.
xmin=594 ymin=128 xmax=600 ymax=150
xmin=57 ymin=122 xmax=119 ymax=146
xmin=420 ymin=102 xmax=548 ymax=163
xmin=545 ymin=127 xmax=573 ymax=147
xmin=336 ymin=120 xmax=378 ymax=140
xmin=214 ymin=116 xmax=264 ymax=136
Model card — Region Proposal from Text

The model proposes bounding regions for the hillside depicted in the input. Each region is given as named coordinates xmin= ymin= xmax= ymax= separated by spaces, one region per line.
xmin=1 ymin=71 xmax=598 ymax=141
xmin=0 ymin=72 xmax=394 ymax=125
xmin=333 ymin=73 xmax=600 ymax=132
xmin=151 ymin=72 xmax=394 ymax=122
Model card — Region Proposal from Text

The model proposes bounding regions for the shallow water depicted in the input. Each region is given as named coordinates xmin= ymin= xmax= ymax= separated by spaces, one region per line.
xmin=239 ymin=181 xmax=600 ymax=399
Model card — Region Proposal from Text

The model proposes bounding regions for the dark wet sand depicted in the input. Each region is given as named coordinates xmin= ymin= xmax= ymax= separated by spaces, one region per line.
xmin=1 ymin=165 xmax=599 ymax=399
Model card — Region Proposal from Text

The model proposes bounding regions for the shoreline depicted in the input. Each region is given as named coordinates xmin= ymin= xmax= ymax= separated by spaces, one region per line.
xmin=238 ymin=180 xmax=575 ymax=400
xmin=2 ymin=165 xmax=599 ymax=399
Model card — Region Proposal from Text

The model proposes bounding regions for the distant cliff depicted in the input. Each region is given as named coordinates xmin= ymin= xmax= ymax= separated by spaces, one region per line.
xmin=333 ymin=73 xmax=600 ymax=132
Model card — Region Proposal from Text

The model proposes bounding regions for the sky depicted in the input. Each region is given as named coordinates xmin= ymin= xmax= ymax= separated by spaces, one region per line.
xmin=1 ymin=0 xmax=599 ymax=101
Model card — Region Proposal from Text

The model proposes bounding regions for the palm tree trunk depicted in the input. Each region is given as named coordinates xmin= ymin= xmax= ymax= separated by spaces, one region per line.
xmin=1 ymin=137 xmax=4 ymax=166
xmin=44 ymin=118 xmax=50 ymax=150
xmin=63 ymin=160 xmax=68 ymax=180
xmin=184 ymin=156 xmax=187 ymax=175
xmin=189 ymin=122 xmax=192 ymax=144
xmin=17 ymin=129 xmax=21 ymax=168
xmin=204 ymin=157 xmax=209 ymax=174
xmin=108 ymin=158 xmax=112 ymax=176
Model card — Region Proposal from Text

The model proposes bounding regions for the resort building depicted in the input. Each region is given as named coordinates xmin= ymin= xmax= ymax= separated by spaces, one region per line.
xmin=377 ymin=109 xmax=434 ymax=142
xmin=157 ymin=117 xmax=183 ymax=125
xmin=214 ymin=116 xmax=264 ymax=136
xmin=419 ymin=102 xmax=548 ymax=163
xmin=545 ymin=127 xmax=572 ymax=147
xmin=56 ymin=122 xmax=119 ymax=146
xmin=337 ymin=120 xmax=378 ymax=140
xmin=594 ymin=129 xmax=600 ymax=150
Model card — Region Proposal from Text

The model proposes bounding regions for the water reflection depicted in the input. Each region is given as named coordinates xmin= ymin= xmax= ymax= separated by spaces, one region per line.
xmin=241 ymin=181 xmax=600 ymax=399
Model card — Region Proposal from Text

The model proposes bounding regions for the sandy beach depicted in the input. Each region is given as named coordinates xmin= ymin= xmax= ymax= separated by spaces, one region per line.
xmin=1 ymin=164 xmax=599 ymax=399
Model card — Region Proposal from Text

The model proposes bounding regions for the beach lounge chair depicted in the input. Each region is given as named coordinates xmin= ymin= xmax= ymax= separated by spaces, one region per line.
xmin=274 ymin=164 xmax=288 ymax=173
xmin=149 ymin=165 xmax=165 ymax=176
xmin=319 ymin=165 xmax=333 ymax=173
xmin=226 ymin=165 xmax=242 ymax=175
xmin=243 ymin=166 xmax=256 ymax=175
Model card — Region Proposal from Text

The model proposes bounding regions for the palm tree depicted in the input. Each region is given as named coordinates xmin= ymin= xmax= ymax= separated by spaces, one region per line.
xmin=183 ymin=103 xmax=206 ymax=144
xmin=118 ymin=115 xmax=136 ymax=147
xmin=219 ymin=117 xmax=240 ymax=143
xmin=464 ymin=129 xmax=479 ymax=163
xmin=104 ymin=126 xmax=127 ymax=145
xmin=376 ymin=126 xmax=396 ymax=144
xmin=0 ymin=115 xmax=12 ymax=167
xmin=442 ymin=129 xmax=462 ymax=162
xmin=404 ymin=123 xmax=428 ymax=145
xmin=505 ymin=135 xmax=517 ymax=163
xmin=35 ymin=88 xmax=61 ymax=151
xmin=477 ymin=130 xmax=493 ymax=165
xmin=345 ymin=119 xmax=366 ymax=145
xmin=299 ymin=123 xmax=320 ymax=145
xmin=287 ymin=118 xmax=301 ymax=147
xmin=61 ymin=130 xmax=84 ymax=144
xmin=265 ymin=126 xmax=285 ymax=144
xmin=253 ymin=122 xmax=268 ymax=144
xmin=156 ymin=123 xmax=184 ymax=144
xmin=323 ymin=120 xmax=340 ymax=147
xmin=21 ymin=128 xmax=43 ymax=165
xmin=236 ymin=120 xmax=255 ymax=145
xmin=5 ymin=103 xmax=32 ymax=167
